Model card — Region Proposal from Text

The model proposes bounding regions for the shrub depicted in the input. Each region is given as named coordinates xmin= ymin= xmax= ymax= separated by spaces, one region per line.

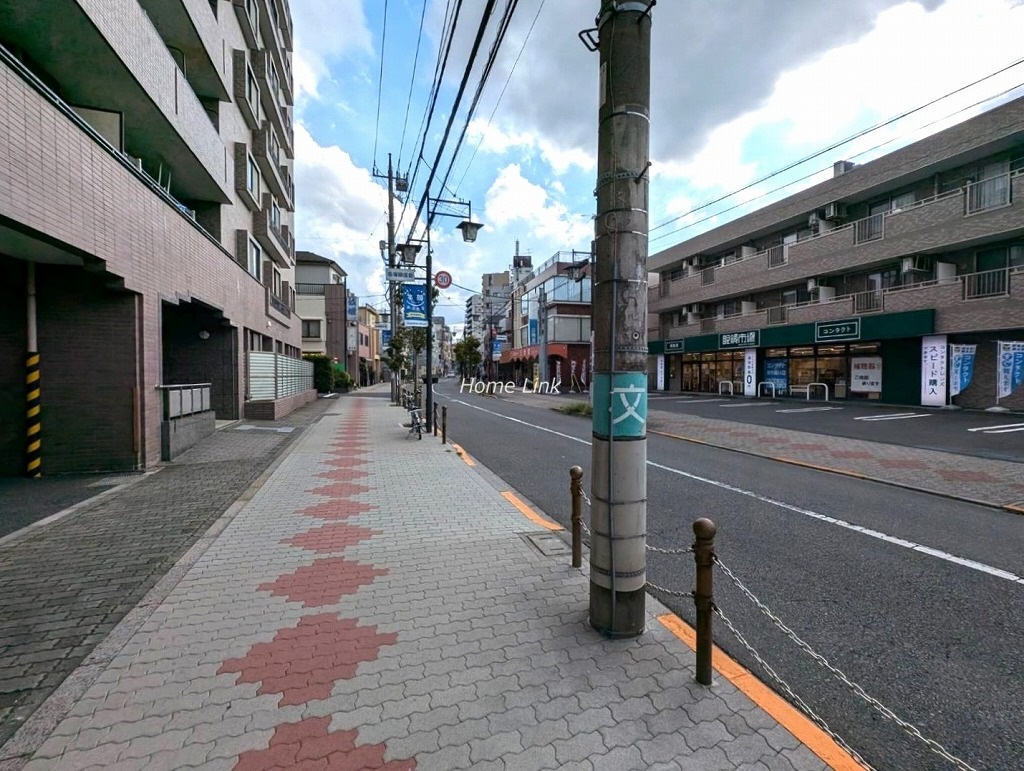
xmin=304 ymin=354 xmax=334 ymax=393
xmin=556 ymin=401 xmax=592 ymax=416
xmin=334 ymin=370 xmax=355 ymax=390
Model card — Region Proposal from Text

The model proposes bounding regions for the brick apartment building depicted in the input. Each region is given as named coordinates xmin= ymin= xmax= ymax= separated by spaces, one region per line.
xmin=0 ymin=0 xmax=307 ymax=475
xmin=649 ymin=96 xmax=1024 ymax=410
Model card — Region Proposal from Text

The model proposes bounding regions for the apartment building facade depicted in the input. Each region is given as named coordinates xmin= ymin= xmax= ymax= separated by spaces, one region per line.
xmin=295 ymin=251 xmax=346 ymax=361
xmin=0 ymin=0 xmax=304 ymax=475
xmin=500 ymin=252 xmax=593 ymax=390
xmin=649 ymin=97 xmax=1024 ymax=411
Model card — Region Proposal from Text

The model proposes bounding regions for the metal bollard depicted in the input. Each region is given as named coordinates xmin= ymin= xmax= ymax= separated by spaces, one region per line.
xmin=441 ymin=406 xmax=447 ymax=444
xmin=570 ymin=466 xmax=583 ymax=568
xmin=692 ymin=518 xmax=717 ymax=686
xmin=433 ymin=403 xmax=438 ymax=436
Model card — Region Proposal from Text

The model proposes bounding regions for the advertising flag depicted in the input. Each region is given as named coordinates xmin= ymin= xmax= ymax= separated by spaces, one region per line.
xmin=402 ymin=284 xmax=428 ymax=327
xmin=996 ymin=341 xmax=1024 ymax=398
xmin=949 ymin=344 xmax=977 ymax=397
xmin=920 ymin=335 xmax=947 ymax=407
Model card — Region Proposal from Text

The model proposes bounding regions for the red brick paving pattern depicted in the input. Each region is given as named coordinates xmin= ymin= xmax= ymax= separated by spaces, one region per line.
xmin=938 ymin=468 xmax=1002 ymax=483
xmin=258 ymin=557 xmax=387 ymax=606
xmin=219 ymin=616 xmax=398 ymax=707
xmin=829 ymin=450 xmax=875 ymax=459
xmin=234 ymin=717 xmax=415 ymax=770
xmin=786 ymin=443 xmax=828 ymax=451
xmin=299 ymin=500 xmax=376 ymax=520
xmin=285 ymin=523 xmax=379 ymax=553
xmin=308 ymin=481 xmax=372 ymax=498
xmin=875 ymin=459 xmax=931 ymax=470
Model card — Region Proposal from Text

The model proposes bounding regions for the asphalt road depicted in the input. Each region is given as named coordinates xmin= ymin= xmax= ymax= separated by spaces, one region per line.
xmin=647 ymin=393 xmax=1024 ymax=463
xmin=434 ymin=381 xmax=1024 ymax=771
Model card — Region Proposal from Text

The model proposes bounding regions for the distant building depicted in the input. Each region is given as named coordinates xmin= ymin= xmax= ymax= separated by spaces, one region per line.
xmin=0 ymin=0 xmax=305 ymax=474
xmin=649 ymin=96 xmax=1024 ymax=409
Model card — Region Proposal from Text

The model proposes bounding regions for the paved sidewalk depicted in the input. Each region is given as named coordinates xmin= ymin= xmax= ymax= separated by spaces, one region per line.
xmin=5 ymin=390 xmax=845 ymax=770
xmin=491 ymin=391 xmax=1024 ymax=513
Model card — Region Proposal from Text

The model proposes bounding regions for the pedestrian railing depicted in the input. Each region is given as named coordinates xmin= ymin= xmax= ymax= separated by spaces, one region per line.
xmin=567 ymin=466 xmax=978 ymax=771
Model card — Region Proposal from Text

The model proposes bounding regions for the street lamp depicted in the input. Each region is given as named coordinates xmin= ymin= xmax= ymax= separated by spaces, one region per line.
xmin=399 ymin=196 xmax=483 ymax=431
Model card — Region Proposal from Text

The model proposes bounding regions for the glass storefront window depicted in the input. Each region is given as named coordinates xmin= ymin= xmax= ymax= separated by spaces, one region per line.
xmin=766 ymin=348 xmax=787 ymax=357
xmin=790 ymin=346 xmax=814 ymax=357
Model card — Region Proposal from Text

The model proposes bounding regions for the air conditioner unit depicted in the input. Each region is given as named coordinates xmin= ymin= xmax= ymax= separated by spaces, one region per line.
xmin=823 ymin=202 xmax=847 ymax=221
xmin=687 ymin=303 xmax=703 ymax=314
xmin=902 ymin=255 xmax=932 ymax=272
xmin=739 ymin=245 xmax=757 ymax=260
xmin=807 ymin=278 xmax=818 ymax=291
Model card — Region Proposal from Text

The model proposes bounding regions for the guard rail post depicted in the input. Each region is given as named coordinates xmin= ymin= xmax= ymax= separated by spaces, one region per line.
xmin=570 ymin=465 xmax=583 ymax=568
xmin=441 ymin=406 xmax=447 ymax=444
xmin=693 ymin=517 xmax=717 ymax=685
xmin=433 ymin=403 xmax=438 ymax=436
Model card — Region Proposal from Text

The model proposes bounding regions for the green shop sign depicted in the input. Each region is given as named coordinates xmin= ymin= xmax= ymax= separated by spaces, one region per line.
xmin=665 ymin=339 xmax=685 ymax=353
xmin=719 ymin=331 xmax=759 ymax=349
xmin=815 ymin=319 xmax=861 ymax=342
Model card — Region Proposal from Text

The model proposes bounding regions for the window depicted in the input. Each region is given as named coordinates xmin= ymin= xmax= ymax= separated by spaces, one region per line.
xmin=245 ymin=0 xmax=258 ymax=30
xmin=247 ymin=155 xmax=260 ymax=197
xmin=273 ymin=269 xmax=282 ymax=297
xmin=302 ymin=320 xmax=321 ymax=339
xmin=268 ymin=61 xmax=280 ymax=97
xmin=246 ymin=66 xmax=258 ymax=110
xmin=248 ymin=239 xmax=262 ymax=279
xmin=271 ymin=199 xmax=281 ymax=231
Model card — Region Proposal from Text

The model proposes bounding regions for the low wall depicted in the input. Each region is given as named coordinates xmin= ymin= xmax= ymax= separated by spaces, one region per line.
xmin=161 ymin=410 xmax=216 ymax=461
xmin=243 ymin=389 xmax=317 ymax=421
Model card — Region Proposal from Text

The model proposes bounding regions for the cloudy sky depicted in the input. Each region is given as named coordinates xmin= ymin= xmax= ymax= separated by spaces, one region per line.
xmin=291 ymin=0 xmax=1024 ymax=332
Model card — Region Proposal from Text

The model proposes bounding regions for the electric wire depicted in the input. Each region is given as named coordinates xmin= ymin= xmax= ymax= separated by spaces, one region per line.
xmin=453 ymin=0 xmax=546 ymax=195
xmin=408 ymin=0 xmax=499 ymax=238
xmin=397 ymin=0 xmax=430 ymax=171
xmin=651 ymin=79 xmax=1024 ymax=245
xmin=371 ymin=0 xmax=390 ymax=173
xmin=649 ymin=55 xmax=1024 ymax=237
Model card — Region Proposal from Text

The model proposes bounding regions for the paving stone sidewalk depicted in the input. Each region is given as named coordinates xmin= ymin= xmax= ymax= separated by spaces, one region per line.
xmin=0 ymin=398 xmax=335 ymax=753
xmin=5 ymin=391 xmax=840 ymax=770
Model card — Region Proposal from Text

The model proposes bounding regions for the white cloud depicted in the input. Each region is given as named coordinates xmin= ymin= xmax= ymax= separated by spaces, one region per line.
xmin=292 ymin=0 xmax=374 ymax=102
xmin=484 ymin=164 xmax=592 ymax=247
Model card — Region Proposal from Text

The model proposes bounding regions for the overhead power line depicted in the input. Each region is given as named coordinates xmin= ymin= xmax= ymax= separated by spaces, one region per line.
xmin=372 ymin=0 xmax=390 ymax=172
xmin=649 ymin=55 xmax=1024 ymax=237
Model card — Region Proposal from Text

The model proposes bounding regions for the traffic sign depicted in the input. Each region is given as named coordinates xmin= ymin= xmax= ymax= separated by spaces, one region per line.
xmin=386 ymin=268 xmax=417 ymax=282
xmin=434 ymin=270 xmax=452 ymax=289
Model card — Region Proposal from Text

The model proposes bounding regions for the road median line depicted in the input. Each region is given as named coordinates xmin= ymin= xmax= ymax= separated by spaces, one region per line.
xmin=656 ymin=612 xmax=866 ymax=771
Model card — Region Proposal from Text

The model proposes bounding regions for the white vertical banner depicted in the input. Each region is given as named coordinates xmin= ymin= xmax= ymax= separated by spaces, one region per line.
xmin=996 ymin=340 xmax=1024 ymax=399
xmin=743 ymin=348 xmax=757 ymax=397
xmin=920 ymin=335 xmax=948 ymax=406
xmin=656 ymin=355 xmax=665 ymax=391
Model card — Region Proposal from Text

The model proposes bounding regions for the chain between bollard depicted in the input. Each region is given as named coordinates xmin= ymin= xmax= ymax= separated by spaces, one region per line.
xmin=645 ymin=581 xmax=693 ymax=600
xmin=441 ymin=405 xmax=447 ymax=444
xmin=714 ymin=555 xmax=979 ymax=771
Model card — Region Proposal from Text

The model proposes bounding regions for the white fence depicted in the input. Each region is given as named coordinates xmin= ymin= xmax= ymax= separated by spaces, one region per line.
xmin=249 ymin=352 xmax=314 ymax=400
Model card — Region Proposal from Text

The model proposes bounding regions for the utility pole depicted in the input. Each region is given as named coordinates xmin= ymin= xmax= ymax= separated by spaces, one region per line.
xmin=588 ymin=0 xmax=653 ymax=637
xmin=386 ymin=154 xmax=399 ymax=403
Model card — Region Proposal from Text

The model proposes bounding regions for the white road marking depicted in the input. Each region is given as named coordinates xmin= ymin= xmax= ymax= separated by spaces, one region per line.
xmin=675 ymin=398 xmax=725 ymax=403
xmin=776 ymin=407 xmax=844 ymax=414
xmin=854 ymin=413 xmax=931 ymax=421
xmin=452 ymin=398 xmax=1023 ymax=586
xmin=719 ymin=402 xmax=776 ymax=408
xmin=967 ymin=422 xmax=1024 ymax=434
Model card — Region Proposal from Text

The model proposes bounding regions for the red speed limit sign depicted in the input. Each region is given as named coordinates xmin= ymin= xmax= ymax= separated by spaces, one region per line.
xmin=434 ymin=270 xmax=452 ymax=289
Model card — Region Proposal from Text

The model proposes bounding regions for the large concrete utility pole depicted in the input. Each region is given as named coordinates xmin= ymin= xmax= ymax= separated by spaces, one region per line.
xmin=588 ymin=0 xmax=653 ymax=637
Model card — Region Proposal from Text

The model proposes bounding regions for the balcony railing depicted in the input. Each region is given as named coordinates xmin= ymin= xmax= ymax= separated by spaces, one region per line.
xmin=964 ymin=268 xmax=1009 ymax=299
xmin=966 ymin=174 xmax=1011 ymax=215
xmin=853 ymin=212 xmax=885 ymax=244
xmin=852 ymin=289 xmax=884 ymax=313
xmin=701 ymin=266 xmax=715 ymax=286
xmin=766 ymin=306 xmax=788 ymax=325
xmin=268 ymin=288 xmax=291 ymax=317
xmin=766 ymin=244 xmax=788 ymax=268
xmin=295 ymin=283 xmax=326 ymax=295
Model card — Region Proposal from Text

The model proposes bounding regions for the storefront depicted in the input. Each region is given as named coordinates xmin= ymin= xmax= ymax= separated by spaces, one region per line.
xmin=650 ymin=310 xmax=934 ymax=404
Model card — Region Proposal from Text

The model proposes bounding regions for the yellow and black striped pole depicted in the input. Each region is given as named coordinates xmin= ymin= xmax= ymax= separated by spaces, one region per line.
xmin=26 ymin=261 xmax=41 ymax=477
xmin=26 ymin=352 xmax=41 ymax=477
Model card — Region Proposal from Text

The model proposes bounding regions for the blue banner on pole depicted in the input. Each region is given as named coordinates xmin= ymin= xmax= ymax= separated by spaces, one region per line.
xmin=403 ymin=284 xmax=428 ymax=327
xmin=765 ymin=358 xmax=788 ymax=395
xmin=381 ymin=330 xmax=392 ymax=347
xmin=529 ymin=319 xmax=538 ymax=346
xmin=949 ymin=344 xmax=976 ymax=397
xmin=997 ymin=340 xmax=1024 ymax=398
xmin=347 ymin=294 xmax=358 ymax=319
